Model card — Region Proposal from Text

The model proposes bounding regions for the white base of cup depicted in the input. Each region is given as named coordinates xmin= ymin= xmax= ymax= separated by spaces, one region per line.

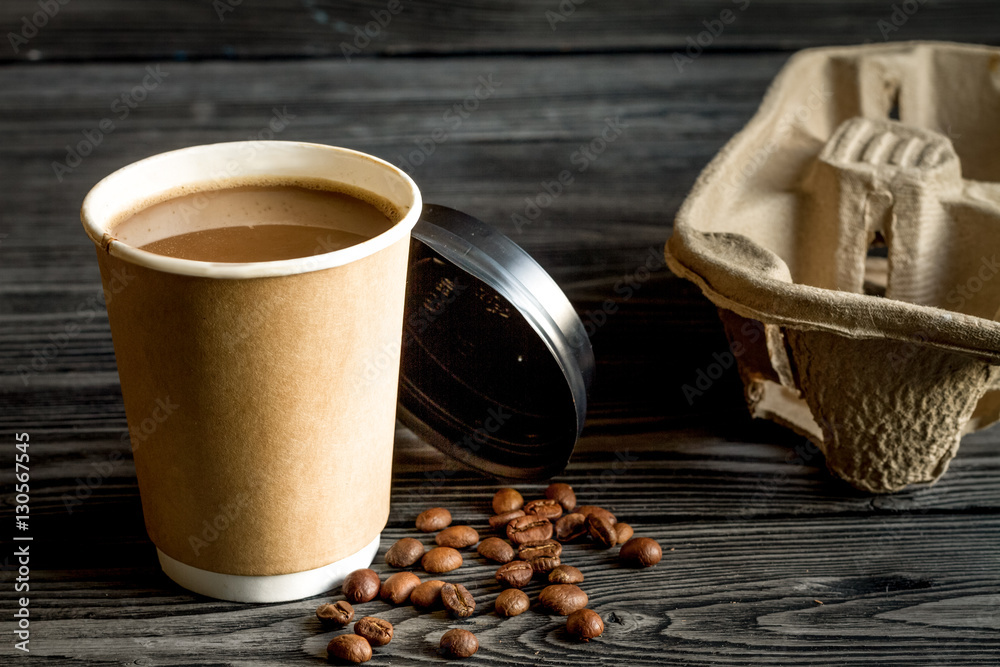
xmin=156 ymin=534 xmax=381 ymax=603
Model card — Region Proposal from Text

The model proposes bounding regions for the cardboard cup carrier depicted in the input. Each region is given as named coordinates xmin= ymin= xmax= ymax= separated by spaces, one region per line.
xmin=81 ymin=143 xmax=421 ymax=602
xmin=667 ymin=42 xmax=1000 ymax=493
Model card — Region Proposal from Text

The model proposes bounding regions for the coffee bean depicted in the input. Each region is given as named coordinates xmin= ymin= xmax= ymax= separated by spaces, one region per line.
xmin=422 ymin=546 xmax=463 ymax=573
xmin=410 ymin=579 xmax=446 ymax=608
xmin=440 ymin=628 xmax=478 ymax=659
xmin=441 ymin=583 xmax=476 ymax=618
xmin=554 ymin=513 xmax=588 ymax=542
xmin=380 ymin=571 xmax=421 ymax=605
xmin=385 ymin=537 xmax=425 ymax=568
xmin=506 ymin=514 xmax=553 ymax=545
xmin=316 ymin=600 xmax=354 ymax=628
xmin=477 ymin=536 xmax=515 ymax=563
xmin=614 ymin=522 xmax=634 ymax=544
xmin=327 ymin=634 xmax=372 ymax=664
xmin=518 ymin=539 xmax=562 ymax=561
xmin=576 ymin=505 xmax=617 ymax=525
xmin=494 ymin=588 xmax=530 ymax=617
xmin=619 ymin=537 xmax=662 ymax=568
xmin=545 ymin=482 xmax=577 ymax=512
xmin=492 ymin=487 xmax=524 ymax=514
xmin=529 ymin=556 xmax=561 ymax=575
xmin=566 ymin=608 xmax=604 ymax=641
xmin=539 ymin=584 xmax=589 ymax=615
xmin=587 ymin=515 xmax=618 ymax=549
xmin=354 ymin=616 xmax=393 ymax=647
xmin=548 ymin=564 xmax=584 ymax=584
xmin=416 ymin=507 xmax=452 ymax=532
xmin=435 ymin=525 xmax=479 ymax=549
xmin=524 ymin=498 xmax=563 ymax=520
xmin=495 ymin=560 xmax=534 ymax=589
xmin=342 ymin=569 xmax=380 ymax=603
xmin=489 ymin=509 xmax=525 ymax=532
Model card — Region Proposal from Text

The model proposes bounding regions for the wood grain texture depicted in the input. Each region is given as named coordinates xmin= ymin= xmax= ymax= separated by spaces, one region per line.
xmin=5 ymin=423 xmax=1000 ymax=553
xmin=0 ymin=53 xmax=779 ymax=424
xmin=1 ymin=448 xmax=998 ymax=665
xmin=1 ymin=3 xmax=999 ymax=663
xmin=1 ymin=421 xmax=997 ymax=663
xmin=0 ymin=0 xmax=998 ymax=62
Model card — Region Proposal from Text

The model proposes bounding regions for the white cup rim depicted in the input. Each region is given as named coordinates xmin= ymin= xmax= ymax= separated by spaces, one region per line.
xmin=80 ymin=141 xmax=422 ymax=279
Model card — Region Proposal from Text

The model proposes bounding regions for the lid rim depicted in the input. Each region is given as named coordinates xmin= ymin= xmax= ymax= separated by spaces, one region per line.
xmin=412 ymin=206 xmax=594 ymax=435
xmin=398 ymin=204 xmax=595 ymax=479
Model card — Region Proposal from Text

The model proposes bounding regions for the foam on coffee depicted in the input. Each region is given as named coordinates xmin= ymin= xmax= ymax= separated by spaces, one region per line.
xmin=109 ymin=177 xmax=400 ymax=263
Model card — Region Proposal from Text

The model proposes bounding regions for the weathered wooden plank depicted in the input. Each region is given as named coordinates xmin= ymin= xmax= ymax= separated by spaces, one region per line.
xmin=0 ymin=53 xmax=763 ymax=267
xmin=0 ymin=0 xmax=997 ymax=62
xmin=0 ymin=23 xmax=997 ymax=665
xmin=0 ymin=513 xmax=996 ymax=665
xmin=3 ymin=420 xmax=1000 ymax=570
xmin=0 ymin=53 xmax=782 ymax=423
xmin=0 ymin=54 xmax=769 ymax=240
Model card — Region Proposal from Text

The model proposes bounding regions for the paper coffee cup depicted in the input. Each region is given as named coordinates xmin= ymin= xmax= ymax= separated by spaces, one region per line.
xmin=81 ymin=142 xmax=421 ymax=602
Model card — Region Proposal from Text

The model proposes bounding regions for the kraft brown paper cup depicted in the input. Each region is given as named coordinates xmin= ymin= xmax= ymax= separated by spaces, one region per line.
xmin=81 ymin=142 xmax=422 ymax=602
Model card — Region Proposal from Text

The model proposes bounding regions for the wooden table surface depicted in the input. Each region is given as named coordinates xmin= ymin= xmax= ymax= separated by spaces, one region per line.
xmin=1 ymin=2 xmax=999 ymax=665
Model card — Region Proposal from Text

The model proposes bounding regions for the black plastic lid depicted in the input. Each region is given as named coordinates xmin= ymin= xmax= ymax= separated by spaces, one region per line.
xmin=397 ymin=204 xmax=595 ymax=480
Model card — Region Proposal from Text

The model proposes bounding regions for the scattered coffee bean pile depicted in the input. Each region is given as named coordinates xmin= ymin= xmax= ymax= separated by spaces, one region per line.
xmin=318 ymin=481 xmax=662 ymax=663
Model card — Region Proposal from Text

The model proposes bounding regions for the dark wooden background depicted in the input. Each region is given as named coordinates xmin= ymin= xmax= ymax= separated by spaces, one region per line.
xmin=1 ymin=1 xmax=998 ymax=665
